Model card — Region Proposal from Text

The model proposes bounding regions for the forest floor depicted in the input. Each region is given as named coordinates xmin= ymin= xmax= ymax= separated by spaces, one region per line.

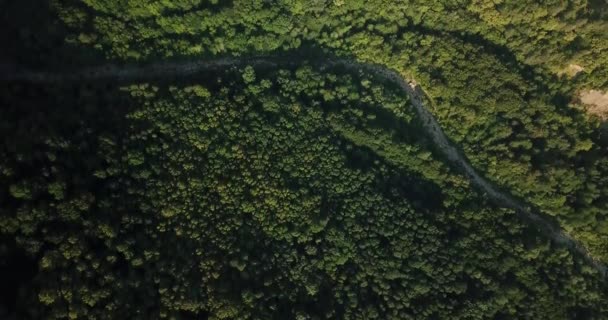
xmin=2 ymin=55 xmax=606 ymax=278
xmin=580 ymin=89 xmax=608 ymax=120
xmin=559 ymin=64 xmax=584 ymax=77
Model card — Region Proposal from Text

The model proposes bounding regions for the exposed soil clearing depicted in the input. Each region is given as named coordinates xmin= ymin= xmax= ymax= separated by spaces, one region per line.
xmin=580 ymin=90 xmax=608 ymax=120
xmin=569 ymin=64 xmax=584 ymax=74
xmin=2 ymin=56 xmax=606 ymax=278
xmin=559 ymin=64 xmax=585 ymax=77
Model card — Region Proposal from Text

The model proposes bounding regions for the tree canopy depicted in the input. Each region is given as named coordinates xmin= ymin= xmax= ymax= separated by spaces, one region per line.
xmin=1 ymin=0 xmax=608 ymax=319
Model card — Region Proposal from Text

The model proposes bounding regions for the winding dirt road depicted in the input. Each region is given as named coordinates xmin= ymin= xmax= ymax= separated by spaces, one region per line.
xmin=2 ymin=56 xmax=606 ymax=277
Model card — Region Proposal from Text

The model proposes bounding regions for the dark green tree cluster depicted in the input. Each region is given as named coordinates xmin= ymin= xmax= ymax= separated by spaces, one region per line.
xmin=53 ymin=0 xmax=608 ymax=87
xmin=333 ymin=29 xmax=608 ymax=261
xmin=45 ymin=1 xmax=608 ymax=260
xmin=2 ymin=67 xmax=607 ymax=319
xmin=2 ymin=0 xmax=608 ymax=318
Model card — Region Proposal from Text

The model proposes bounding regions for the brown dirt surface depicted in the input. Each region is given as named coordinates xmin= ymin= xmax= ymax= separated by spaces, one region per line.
xmin=557 ymin=64 xmax=584 ymax=78
xmin=580 ymin=90 xmax=608 ymax=120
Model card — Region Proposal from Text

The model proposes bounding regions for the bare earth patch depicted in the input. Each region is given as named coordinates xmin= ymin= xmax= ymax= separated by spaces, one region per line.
xmin=566 ymin=64 xmax=585 ymax=77
xmin=580 ymin=90 xmax=608 ymax=120
xmin=558 ymin=64 xmax=585 ymax=77
xmin=567 ymin=64 xmax=584 ymax=76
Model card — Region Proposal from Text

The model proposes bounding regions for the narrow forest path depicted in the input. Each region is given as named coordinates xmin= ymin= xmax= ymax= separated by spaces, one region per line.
xmin=2 ymin=56 xmax=606 ymax=278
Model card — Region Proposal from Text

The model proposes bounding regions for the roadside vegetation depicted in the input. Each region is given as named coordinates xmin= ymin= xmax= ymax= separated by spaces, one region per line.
xmin=1 ymin=0 xmax=608 ymax=319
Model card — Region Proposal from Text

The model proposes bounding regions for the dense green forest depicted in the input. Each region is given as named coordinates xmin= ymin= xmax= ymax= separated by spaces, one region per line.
xmin=1 ymin=0 xmax=608 ymax=319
